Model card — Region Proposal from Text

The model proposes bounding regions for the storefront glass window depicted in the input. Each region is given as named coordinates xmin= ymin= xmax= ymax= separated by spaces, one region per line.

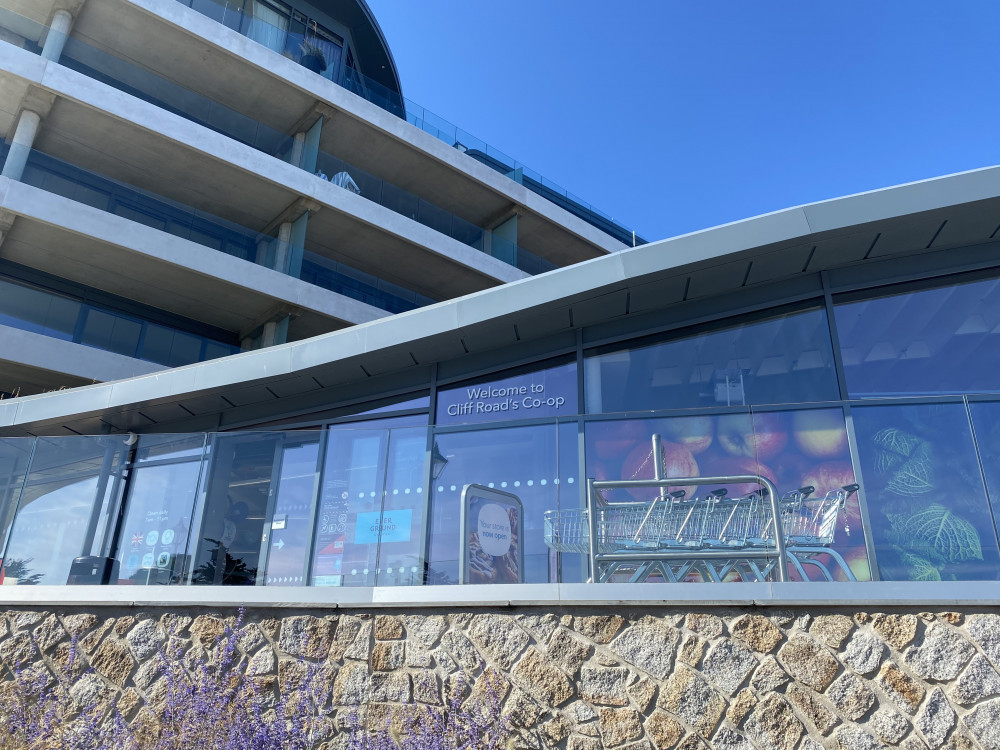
xmin=427 ymin=423 xmax=576 ymax=584
xmin=967 ymin=401 xmax=1000 ymax=552
xmin=3 ymin=436 xmax=128 ymax=585
xmin=582 ymin=408 xmax=867 ymax=582
xmin=311 ymin=417 xmax=428 ymax=587
xmin=0 ymin=439 xmax=34 ymax=570
xmin=835 ymin=275 xmax=1000 ymax=398
xmin=189 ymin=432 xmax=320 ymax=586
xmin=585 ymin=306 xmax=839 ymax=414
xmin=115 ymin=435 xmax=207 ymax=585
xmin=852 ymin=403 xmax=1000 ymax=581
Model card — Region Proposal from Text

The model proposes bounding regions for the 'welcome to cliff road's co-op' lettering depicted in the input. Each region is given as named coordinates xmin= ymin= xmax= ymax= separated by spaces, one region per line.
xmin=447 ymin=382 xmax=567 ymax=416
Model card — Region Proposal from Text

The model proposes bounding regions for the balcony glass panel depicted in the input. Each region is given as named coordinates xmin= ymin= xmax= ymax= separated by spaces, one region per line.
xmin=585 ymin=306 xmax=840 ymax=414
xmin=853 ymin=402 xmax=1000 ymax=581
xmin=80 ymin=309 xmax=143 ymax=358
xmin=0 ymin=277 xmax=79 ymax=340
xmin=2 ymin=436 xmax=128 ymax=585
xmin=835 ymin=275 xmax=1000 ymax=398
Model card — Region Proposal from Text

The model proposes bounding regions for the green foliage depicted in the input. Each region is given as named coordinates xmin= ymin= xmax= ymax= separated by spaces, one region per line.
xmin=873 ymin=429 xmax=934 ymax=496
xmin=888 ymin=504 xmax=983 ymax=565
xmin=891 ymin=546 xmax=942 ymax=581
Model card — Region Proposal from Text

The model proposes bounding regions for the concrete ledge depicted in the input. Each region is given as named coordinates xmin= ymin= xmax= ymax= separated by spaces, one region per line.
xmin=2 ymin=581 xmax=999 ymax=609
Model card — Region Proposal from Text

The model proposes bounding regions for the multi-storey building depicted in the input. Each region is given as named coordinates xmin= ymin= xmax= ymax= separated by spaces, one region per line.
xmin=0 ymin=0 xmax=999 ymax=603
xmin=0 ymin=0 xmax=637 ymax=398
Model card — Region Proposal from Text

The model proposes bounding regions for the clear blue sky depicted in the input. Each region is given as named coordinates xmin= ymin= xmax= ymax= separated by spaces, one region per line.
xmin=365 ymin=1 xmax=1000 ymax=244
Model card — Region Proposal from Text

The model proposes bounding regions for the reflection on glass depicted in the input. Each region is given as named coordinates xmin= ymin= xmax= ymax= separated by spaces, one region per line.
xmin=436 ymin=360 xmax=578 ymax=426
xmin=428 ymin=424 xmax=571 ymax=584
xmin=3 ymin=436 xmax=128 ymax=585
xmin=311 ymin=419 xmax=428 ymax=587
xmin=853 ymin=403 xmax=1000 ymax=581
xmin=835 ymin=275 xmax=1000 ymax=398
xmin=585 ymin=307 xmax=839 ymax=414
xmin=115 ymin=435 xmax=207 ymax=585
xmin=582 ymin=409 xmax=867 ymax=582
xmin=969 ymin=402 xmax=1000 ymax=546
xmin=262 ymin=437 xmax=321 ymax=586
xmin=0 ymin=439 xmax=34 ymax=574
xmin=191 ymin=433 xmax=299 ymax=586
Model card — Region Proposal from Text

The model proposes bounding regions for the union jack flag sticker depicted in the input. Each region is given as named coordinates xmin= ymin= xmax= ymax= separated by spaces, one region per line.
xmin=131 ymin=533 xmax=144 ymax=549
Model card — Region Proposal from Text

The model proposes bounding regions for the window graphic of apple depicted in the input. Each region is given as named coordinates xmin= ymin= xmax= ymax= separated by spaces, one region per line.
xmin=590 ymin=419 xmax=649 ymax=460
xmin=621 ymin=439 xmax=699 ymax=501
xmin=792 ymin=410 xmax=848 ymax=458
xmin=661 ymin=415 xmax=714 ymax=455
xmin=800 ymin=460 xmax=860 ymax=529
xmin=718 ymin=413 xmax=788 ymax=460
xmin=699 ymin=454 xmax=777 ymax=498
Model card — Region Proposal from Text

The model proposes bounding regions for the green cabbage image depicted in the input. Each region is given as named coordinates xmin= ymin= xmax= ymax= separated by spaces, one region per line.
xmin=887 ymin=504 xmax=983 ymax=565
xmin=873 ymin=428 xmax=934 ymax=495
xmin=893 ymin=546 xmax=942 ymax=581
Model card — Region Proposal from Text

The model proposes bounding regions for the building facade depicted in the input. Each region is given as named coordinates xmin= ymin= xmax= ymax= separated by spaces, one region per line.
xmin=0 ymin=0 xmax=999 ymax=597
xmin=0 ymin=0 xmax=632 ymax=397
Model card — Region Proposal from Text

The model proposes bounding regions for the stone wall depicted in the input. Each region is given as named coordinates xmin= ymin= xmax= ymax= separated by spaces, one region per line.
xmin=1 ymin=604 xmax=999 ymax=749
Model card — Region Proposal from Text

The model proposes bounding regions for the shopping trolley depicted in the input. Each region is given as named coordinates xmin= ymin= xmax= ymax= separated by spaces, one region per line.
xmin=543 ymin=435 xmax=859 ymax=583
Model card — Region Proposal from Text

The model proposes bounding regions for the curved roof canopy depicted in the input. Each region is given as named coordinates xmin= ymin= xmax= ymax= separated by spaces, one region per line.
xmin=315 ymin=0 xmax=402 ymax=100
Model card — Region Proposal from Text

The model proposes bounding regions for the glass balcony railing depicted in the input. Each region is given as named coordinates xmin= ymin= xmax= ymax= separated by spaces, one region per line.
xmin=7 ymin=146 xmax=435 ymax=315
xmin=170 ymin=0 xmax=645 ymax=248
xmin=0 ymin=273 xmax=241 ymax=367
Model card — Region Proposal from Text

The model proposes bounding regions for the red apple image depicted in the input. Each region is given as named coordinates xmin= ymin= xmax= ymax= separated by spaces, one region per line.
xmin=792 ymin=410 xmax=849 ymax=458
xmin=699 ymin=454 xmax=778 ymax=498
xmin=718 ymin=412 xmax=788 ymax=460
xmin=590 ymin=419 xmax=649 ymax=460
xmin=661 ymin=415 xmax=714 ymax=455
xmin=621 ymin=439 xmax=699 ymax=501
xmin=800 ymin=460 xmax=860 ymax=530
xmin=592 ymin=461 xmax=633 ymax=503
xmin=800 ymin=460 xmax=856 ymax=497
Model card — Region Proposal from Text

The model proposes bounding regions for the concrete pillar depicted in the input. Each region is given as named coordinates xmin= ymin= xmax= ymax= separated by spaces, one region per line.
xmin=272 ymin=221 xmax=293 ymax=274
xmin=41 ymin=10 xmax=73 ymax=62
xmin=1 ymin=110 xmax=41 ymax=180
xmin=491 ymin=214 xmax=518 ymax=266
xmin=260 ymin=321 xmax=278 ymax=348
xmin=289 ymin=133 xmax=305 ymax=170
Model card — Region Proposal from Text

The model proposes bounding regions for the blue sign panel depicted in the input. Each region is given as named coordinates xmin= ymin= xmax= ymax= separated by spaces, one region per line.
xmin=354 ymin=509 xmax=413 ymax=545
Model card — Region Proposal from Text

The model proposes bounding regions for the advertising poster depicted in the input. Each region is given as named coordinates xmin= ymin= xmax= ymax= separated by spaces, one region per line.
xmin=459 ymin=484 xmax=523 ymax=584
xmin=585 ymin=408 xmax=870 ymax=582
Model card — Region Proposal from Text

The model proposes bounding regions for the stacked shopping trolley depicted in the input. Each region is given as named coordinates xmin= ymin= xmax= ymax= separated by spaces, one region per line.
xmin=544 ymin=435 xmax=858 ymax=583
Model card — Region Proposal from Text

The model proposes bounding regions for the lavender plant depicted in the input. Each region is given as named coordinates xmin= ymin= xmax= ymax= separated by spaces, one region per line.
xmin=0 ymin=611 xmax=514 ymax=750
xmin=0 ymin=637 xmax=133 ymax=750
